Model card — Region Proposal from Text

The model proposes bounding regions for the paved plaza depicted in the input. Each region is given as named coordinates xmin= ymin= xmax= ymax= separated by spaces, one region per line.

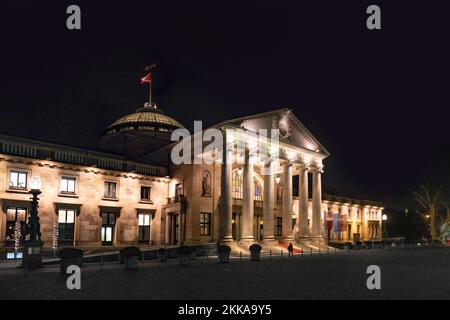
xmin=0 ymin=247 xmax=449 ymax=300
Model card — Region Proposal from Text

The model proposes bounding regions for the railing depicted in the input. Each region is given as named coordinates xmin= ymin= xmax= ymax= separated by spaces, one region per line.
xmin=54 ymin=151 xmax=84 ymax=165
xmin=0 ymin=136 xmax=165 ymax=177
xmin=97 ymin=157 xmax=125 ymax=171
xmin=167 ymin=195 xmax=186 ymax=205
xmin=135 ymin=164 xmax=160 ymax=176
xmin=1 ymin=141 xmax=37 ymax=158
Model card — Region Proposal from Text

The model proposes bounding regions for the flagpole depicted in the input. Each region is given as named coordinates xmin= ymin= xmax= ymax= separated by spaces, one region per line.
xmin=149 ymin=79 xmax=152 ymax=105
xmin=144 ymin=63 xmax=158 ymax=107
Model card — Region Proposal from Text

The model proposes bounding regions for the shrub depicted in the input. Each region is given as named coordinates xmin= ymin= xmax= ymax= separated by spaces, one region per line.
xmin=58 ymin=247 xmax=83 ymax=259
xmin=249 ymin=244 xmax=262 ymax=252
xmin=218 ymin=245 xmax=231 ymax=253
xmin=177 ymin=245 xmax=193 ymax=255
xmin=120 ymin=246 xmax=142 ymax=257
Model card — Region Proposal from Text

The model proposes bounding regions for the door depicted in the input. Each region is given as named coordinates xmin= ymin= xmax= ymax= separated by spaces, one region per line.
xmin=175 ymin=183 xmax=183 ymax=201
xmin=101 ymin=212 xmax=116 ymax=246
xmin=168 ymin=213 xmax=179 ymax=245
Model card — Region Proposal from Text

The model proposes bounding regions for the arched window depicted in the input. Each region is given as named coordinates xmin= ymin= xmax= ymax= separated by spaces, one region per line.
xmin=232 ymin=169 xmax=263 ymax=201
xmin=254 ymin=181 xmax=263 ymax=201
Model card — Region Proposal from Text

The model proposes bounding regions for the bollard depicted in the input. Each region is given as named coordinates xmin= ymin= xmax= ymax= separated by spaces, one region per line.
xmin=335 ymin=247 xmax=337 ymax=254
xmin=270 ymin=250 xmax=272 ymax=260
xmin=319 ymin=248 xmax=321 ymax=254
xmin=310 ymin=248 xmax=313 ymax=256
xmin=240 ymin=251 xmax=242 ymax=262
xmin=281 ymin=250 xmax=283 ymax=259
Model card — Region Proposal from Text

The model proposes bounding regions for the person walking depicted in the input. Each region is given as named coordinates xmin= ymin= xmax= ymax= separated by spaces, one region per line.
xmin=288 ymin=242 xmax=294 ymax=256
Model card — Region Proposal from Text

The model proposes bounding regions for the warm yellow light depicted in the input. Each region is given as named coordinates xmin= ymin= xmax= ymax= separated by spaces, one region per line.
xmin=259 ymin=220 xmax=264 ymax=225
xmin=231 ymin=219 xmax=235 ymax=224
xmin=30 ymin=176 xmax=42 ymax=190
xmin=382 ymin=214 xmax=387 ymax=221
xmin=237 ymin=167 xmax=243 ymax=175
xmin=275 ymin=176 xmax=281 ymax=184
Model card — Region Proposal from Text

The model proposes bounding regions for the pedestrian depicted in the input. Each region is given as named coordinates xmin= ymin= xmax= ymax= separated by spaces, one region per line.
xmin=288 ymin=242 xmax=294 ymax=256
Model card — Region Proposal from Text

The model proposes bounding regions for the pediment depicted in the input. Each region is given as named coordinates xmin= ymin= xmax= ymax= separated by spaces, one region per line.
xmin=217 ymin=108 xmax=329 ymax=156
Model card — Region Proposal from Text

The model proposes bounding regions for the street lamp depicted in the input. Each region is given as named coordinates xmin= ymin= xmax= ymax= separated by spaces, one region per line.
xmin=382 ymin=214 xmax=388 ymax=239
xmin=23 ymin=176 xmax=43 ymax=269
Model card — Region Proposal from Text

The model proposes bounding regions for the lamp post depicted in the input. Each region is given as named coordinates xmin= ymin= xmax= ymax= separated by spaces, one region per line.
xmin=23 ymin=176 xmax=43 ymax=269
xmin=382 ymin=214 xmax=388 ymax=239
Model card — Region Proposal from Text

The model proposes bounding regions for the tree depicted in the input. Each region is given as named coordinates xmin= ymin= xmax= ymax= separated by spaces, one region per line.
xmin=413 ymin=186 xmax=450 ymax=241
xmin=14 ymin=221 xmax=21 ymax=253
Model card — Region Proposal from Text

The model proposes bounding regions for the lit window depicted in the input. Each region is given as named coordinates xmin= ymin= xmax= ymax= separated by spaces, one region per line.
xmin=232 ymin=170 xmax=264 ymax=201
xmin=9 ymin=171 xmax=27 ymax=189
xmin=275 ymin=217 xmax=282 ymax=236
xmin=200 ymin=213 xmax=211 ymax=236
xmin=138 ymin=213 xmax=151 ymax=243
xmin=140 ymin=186 xmax=151 ymax=202
xmin=60 ymin=177 xmax=76 ymax=194
xmin=58 ymin=209 xmax=75 ymax=245
xmin=5 ymin=207 xmax=27 ymax=244
xmin=104 ymin=181 xmax=117 ymax=198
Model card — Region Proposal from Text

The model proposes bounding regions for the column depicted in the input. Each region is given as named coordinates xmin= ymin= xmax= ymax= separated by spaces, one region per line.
xmin=311 ymin=165 xmax=323 ymax=238
xmin=241 ymin=149 xmax=255 ymax=242
xmin=297 ymin=164 xmax=310 ymax=239
xmin=282 ymin=161 xmax=293 ymax=240
xmin=219 ymin=138 xmax=233 ymax=242
xmin=262 ymin=160 xmax=275 ymax=242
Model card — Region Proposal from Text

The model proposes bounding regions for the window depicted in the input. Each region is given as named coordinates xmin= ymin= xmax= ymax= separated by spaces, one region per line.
xmin=140 ymin=186 xmax=151 ymax=202
xmin=5 ymin=207 xmax=27 ymax=245
xmin=357 ymin=210 xmax=361 ymax=219
xmin=58 ymin=209 xmax=75 ymax=244
xmin=254 ymin=181 xmax=263 ymax=201
xmin=101 ymin=212 xmax=116 ymax=245
xmin=200 ymin=212 xmax=211 ymax=236
xmin=356 ymin=224 xmax=361 ymax=233
xmin=104 ymin=181 xmax=117 ymax=198
xmin=232 ymin=170 xmax=243 ymax=199
xmin=138 ymin=213 xmax=151 ymax=242
xmin=9 ymin=170 xmax=27 ymax=189
xmin=275 ymin=217 xmax=282 ymax=236
xmin=232 ymin=170 xmax=264 ymax=201
xmin=60 ymin=177 xmax=76 ymax=194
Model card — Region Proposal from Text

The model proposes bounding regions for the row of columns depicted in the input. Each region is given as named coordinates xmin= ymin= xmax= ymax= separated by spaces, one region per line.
xmin=219 ymin=142 xmax=324 ymax=243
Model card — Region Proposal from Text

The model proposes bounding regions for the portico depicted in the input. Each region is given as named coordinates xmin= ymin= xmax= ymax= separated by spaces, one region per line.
xmin=216 ymin=109 xmax=329 ymax=246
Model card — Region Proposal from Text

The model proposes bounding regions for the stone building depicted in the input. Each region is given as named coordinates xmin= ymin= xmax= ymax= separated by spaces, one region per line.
xmin=0 ymin=102 xmax=383 ymax=250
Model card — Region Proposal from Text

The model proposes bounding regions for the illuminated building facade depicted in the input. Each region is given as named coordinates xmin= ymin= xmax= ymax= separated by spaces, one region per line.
xmin=0 ymin=103 xmax=383 ymax=250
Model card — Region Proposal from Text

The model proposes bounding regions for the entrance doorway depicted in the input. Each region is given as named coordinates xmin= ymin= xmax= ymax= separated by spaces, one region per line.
xmin=168 ymin=213 xmax=179 ymax=245
xmin=232 ymin=213 xmax=241 ymax=241
xmin=101 ymin=212 xmax=116 ymax=246
xmin=254 ymin=215 xmax=263 ymax=241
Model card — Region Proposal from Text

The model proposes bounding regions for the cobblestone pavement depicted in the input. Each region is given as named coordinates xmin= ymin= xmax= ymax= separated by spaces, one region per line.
xmin=0 ymin=247 xmax=449 ymax=300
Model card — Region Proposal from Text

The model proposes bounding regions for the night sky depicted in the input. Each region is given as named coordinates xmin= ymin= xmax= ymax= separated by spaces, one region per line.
xmin=2 ymin=1 xmax=449 ymax=209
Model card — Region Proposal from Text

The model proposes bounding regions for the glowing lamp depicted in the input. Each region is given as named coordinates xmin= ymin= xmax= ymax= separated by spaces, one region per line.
xmin=30 ymin=176 xmax=42 ymax=190
xmin=382 ymin=214 xmax=387 ymax=221
xmin=275 ymin=176 xmax=281 ymax=184
xmin=237 ymin=167 xmax=243 ymax=175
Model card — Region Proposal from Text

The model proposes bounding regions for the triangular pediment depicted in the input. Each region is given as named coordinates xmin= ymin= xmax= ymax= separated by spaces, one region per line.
xmin=215 ymin=108 xmax=329 ymax=156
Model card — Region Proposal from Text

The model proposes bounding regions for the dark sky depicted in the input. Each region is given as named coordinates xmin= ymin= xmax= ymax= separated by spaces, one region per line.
xmin=1 ymin=0 xmax=449 ymax=209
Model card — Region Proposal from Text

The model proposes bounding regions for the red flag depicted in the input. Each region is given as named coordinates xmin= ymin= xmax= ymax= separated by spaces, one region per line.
xmin=140 ymin=73 xmax=152 ymax=84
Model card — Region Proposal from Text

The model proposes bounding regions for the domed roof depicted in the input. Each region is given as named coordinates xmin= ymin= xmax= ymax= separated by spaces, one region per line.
xmin=106 ymin=103 xmax=185 ymax=132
